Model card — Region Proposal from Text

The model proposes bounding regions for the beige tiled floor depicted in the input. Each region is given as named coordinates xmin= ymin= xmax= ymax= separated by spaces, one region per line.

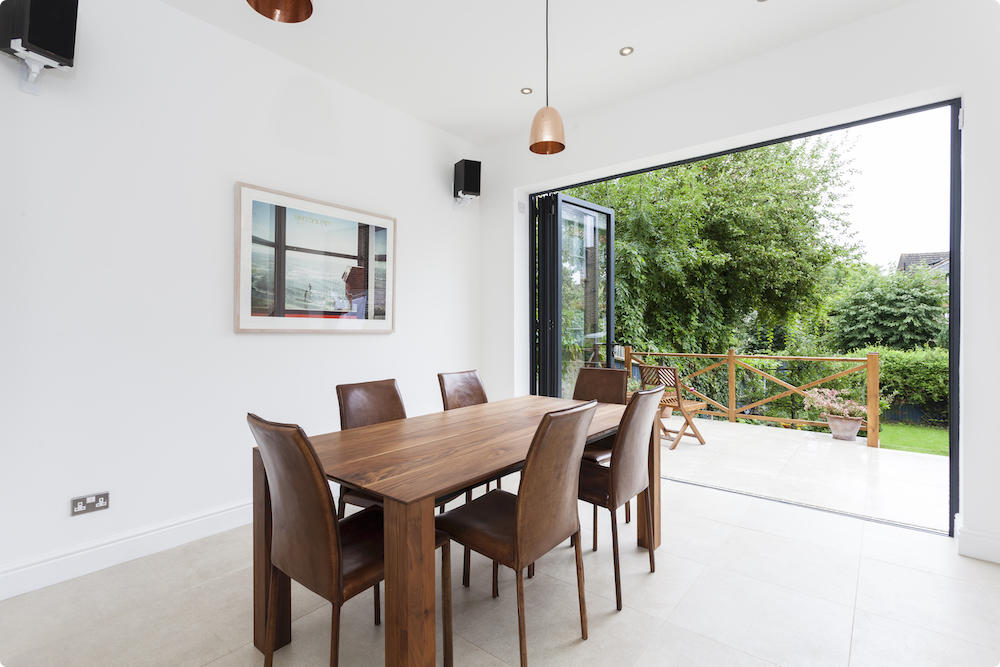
xmin=660 ymin=416 xmax=951 ymax=531
xmin=3 ymin=481 xmax=998 ymax=667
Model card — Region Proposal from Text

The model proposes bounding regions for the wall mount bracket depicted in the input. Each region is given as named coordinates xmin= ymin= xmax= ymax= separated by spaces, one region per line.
xmin=9 ymin=39 xmax=67 ymax=95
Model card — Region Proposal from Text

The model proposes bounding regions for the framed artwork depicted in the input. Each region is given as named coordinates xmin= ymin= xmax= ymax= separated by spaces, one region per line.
xmin=235 ymin=183 xmax=395 ymax=333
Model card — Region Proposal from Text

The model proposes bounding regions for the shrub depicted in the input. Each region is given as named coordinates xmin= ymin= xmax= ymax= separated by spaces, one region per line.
xmin=829 ymin=269 xmax=948 ymax=352
xmin=857 ymin=346 xmax=949 ymax=406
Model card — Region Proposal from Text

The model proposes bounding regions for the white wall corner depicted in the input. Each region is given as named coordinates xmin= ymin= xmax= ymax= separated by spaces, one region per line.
xmin=0 ymin=501 xmax=251 ymax=602
xmin=955 ymin=514 xmax=1000 ymax=565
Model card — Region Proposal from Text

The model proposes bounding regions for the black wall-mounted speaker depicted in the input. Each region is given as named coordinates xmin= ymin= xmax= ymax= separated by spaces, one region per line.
xmin=0 ymin=0 xmax=79 ymax=67
xmin=454 ymin=159 xmax=481 ymax=199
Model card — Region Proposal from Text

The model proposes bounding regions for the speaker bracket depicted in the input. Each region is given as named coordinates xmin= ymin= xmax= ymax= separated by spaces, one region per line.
xmin=9 ymin=39 xmax=67 ymax=95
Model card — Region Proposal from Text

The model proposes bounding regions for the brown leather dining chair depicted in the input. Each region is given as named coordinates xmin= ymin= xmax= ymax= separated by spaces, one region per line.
xmin=438 ymin=369 xmax=513 ymax=491
xmin=571 ymin=367 xmax=634 ymax=527
xmin=334 ymin=379 xmax=407 ymax=519
xmin=337 ymin=378 xmax=470 ymax=517
xmin=438 ymin=369 xmax=506 ymax=589
xmin=247 ymin=413 xmax=454 ymax=667
xmin=436 ymin=401 xmax=597 ymax=667
xmin=577 ymin=386 xmax=664 ymax=610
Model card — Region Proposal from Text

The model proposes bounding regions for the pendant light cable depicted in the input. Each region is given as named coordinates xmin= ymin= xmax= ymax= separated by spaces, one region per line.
xmin=545 ymin=0 xmax=550 ymax=107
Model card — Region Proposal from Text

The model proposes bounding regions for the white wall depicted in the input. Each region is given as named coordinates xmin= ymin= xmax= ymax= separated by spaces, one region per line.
xmin=478 ymin=0 xmax=1000 ymax=562
xmin=0 ymin=0 xmax=481 ymax=598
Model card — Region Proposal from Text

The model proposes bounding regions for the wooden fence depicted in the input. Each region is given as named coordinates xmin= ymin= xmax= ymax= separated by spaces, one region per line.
xmin=621 ymin=346 xmax=881 ymax=447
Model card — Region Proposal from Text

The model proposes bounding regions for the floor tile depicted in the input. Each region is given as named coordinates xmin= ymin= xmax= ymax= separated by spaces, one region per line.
xmin=849 ymin=609 xmax=1000 ymax=667
xmin=862 ymin=521 xmax=1000 ymax=586
xmin=711 ymin=526 xmax=861 ymax=606
xmin=855 ymin=557 xmax=1000 ymax=650
xmin=634 ymin=621 xmax=778 ymax=666
xmin=668 ymin=566 xmax=855 ymax=667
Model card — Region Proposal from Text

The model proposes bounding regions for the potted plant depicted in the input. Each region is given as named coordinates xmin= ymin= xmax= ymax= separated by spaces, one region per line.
xmin=804 ymin=388 xmax=866 ymax=441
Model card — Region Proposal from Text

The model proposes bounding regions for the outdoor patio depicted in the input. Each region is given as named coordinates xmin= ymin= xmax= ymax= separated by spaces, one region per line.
xmin=659 ymin=414 xmax=950 ymax=532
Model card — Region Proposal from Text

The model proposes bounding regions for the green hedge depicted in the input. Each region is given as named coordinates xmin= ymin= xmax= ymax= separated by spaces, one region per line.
xmin=857 ymin=346 xmax=949 ymax=407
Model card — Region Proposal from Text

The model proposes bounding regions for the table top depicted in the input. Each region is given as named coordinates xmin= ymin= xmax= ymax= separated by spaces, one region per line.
xmin=310 ymin=395 xmax=625 ymax=504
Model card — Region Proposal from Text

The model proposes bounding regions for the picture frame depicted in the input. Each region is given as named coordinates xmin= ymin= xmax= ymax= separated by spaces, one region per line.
xmin=235 ymin=183 xmax=396 ymax=333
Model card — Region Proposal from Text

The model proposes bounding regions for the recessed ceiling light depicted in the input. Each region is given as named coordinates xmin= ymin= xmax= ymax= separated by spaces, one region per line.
xmin=619 ymin=46 xmax=634 ymax=56
xmin=521 ymin=87 xmax=533 ymax=95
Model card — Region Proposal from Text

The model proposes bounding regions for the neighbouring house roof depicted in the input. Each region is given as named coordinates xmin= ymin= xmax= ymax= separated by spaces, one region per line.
xmin=897 ymin=251 xmax=950 ymax=273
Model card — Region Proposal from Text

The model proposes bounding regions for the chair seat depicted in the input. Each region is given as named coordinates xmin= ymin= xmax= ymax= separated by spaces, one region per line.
xmin=577 ymin=460 xmax=611 ymax=508
xmin=339 ymin=507 xmax=449 ymax=601
xmin=435 ymin=490 xmax=516 ymax=567
xmin=342 ymin=488 xmax=382 ymax=510
xmin=343 ymin=485 xmax=473 ymax=510
xmin=660 ymin=397 xmax=707 ymax=411
xmin=582 ymin=434 xmax=614 ymax=464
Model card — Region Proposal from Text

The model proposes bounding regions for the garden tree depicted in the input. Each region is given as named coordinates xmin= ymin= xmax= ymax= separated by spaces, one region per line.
xmin=565 ymin=137 xmax=857 ymax=353
xmin=828 ymin=268 xmax=948 ymax=352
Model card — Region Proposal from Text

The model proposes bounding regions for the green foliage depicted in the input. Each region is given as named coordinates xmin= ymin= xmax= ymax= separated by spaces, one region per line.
xmin=829 ymin=269 xmax=948 ymax=352
xmin=857 ymin=345 xmax=949 ymax=415
xmin=565 ymin=137 xmax=855 ymax=353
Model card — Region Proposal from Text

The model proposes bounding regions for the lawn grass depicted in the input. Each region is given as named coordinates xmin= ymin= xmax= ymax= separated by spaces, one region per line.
xmin=879 ymin=422 xmax=949 ymax=456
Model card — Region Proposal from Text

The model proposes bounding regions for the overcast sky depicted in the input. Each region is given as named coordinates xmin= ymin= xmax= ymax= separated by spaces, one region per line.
xmin=824 ymin=106 xmax=952 ymax=271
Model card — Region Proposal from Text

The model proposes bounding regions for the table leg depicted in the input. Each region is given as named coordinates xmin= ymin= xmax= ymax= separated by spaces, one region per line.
xmin=637 ymin=424 xmax=661 ymax=550
xmin=253 ymin=448 xmax=290 ymax=651
xmin=384 ymin=496 xmax=437 ymax=667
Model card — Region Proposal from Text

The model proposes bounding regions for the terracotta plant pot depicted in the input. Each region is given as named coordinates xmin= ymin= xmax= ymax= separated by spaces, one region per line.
xmin=826 ymin=414 xmax=864 ymax=441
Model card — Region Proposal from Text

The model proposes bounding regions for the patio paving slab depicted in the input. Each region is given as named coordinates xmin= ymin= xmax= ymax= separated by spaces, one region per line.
xmin=660 ymin=415 xmax=950 ymax=531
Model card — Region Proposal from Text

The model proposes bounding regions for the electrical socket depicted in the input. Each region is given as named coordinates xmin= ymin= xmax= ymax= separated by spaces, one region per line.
xmin=71 ymin=492 xmax=109 ymax=516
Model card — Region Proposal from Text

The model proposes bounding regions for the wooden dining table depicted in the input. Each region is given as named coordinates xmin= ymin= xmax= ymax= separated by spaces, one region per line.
xmin=251 ymin=395 xmax=662 ymax=666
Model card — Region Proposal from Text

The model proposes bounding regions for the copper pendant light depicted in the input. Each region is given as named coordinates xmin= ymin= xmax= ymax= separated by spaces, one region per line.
xmin=529 ymin=0 xmax=565 ymax=154
xmin=247 ymin=0 xmax=313 ymax=23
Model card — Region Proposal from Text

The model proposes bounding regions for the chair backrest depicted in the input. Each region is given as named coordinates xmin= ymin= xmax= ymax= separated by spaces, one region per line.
xmin=336 ymin=379 xmax=407 ymax=430
xmin=637 ymin=363 xmax=683 ymax=403
xmin=572 ymin=367 xmax=627 ymax=404
xmin=247 ymin=413 xmax=340 ymax=600
xmin=610 ymin=386 xmax=665 ymax=506
xmin=437 ymin=370 xmax=488 ymax=410
xmin=514 ymin=400 xmax=597 ymax=567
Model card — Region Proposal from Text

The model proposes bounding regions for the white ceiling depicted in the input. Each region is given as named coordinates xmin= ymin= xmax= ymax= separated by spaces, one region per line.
xmin=162 ymin=0 xmax=914 ymax=144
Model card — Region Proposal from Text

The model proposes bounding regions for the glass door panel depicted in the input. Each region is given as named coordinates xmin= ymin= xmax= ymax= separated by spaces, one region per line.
xmin=559 ymin=200 xmax=611 ymax=396
xmin=531 ymin=193 xmax=615 ymax=397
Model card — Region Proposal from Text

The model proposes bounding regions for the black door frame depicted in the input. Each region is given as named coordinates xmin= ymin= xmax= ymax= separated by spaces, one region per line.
xmin=530 ymin=193 xmax=616 ymax=397
xmin=528 ymin=98 xmax=962 ymax=535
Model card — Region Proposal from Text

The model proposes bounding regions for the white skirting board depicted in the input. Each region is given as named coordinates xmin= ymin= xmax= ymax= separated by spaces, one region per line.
xmin=956 ymin=514 xmax=1000 ymax=565
xmin=0 ymin=501 xmax=252 ymax=601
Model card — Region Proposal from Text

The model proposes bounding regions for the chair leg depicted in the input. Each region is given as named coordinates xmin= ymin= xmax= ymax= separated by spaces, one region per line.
xmin=373 ymin=582 xmax=380 ymax=625
xmin=497 ymin=476 xmax=502 ymax=491
xmin=492 ymin=560 xmax=499 ymax=598
xmin=264 ymin=565 xmax=279 ymax=667
xmin=644 ymin=489 xmax=656 ymax=574
xmin=462 ymin=545 xmax=471 ymax=588
xmin=329 ymin=601 xmax=341 ymax=667
xmin=439 ymin=504 xmax=445 ymax=515
xmin=527 ymin=563 xmax=535 ymax=578
xmin=515 ymin=568 xmax=528 ymax=667
xmin=466 ymin=489 xmax=473 ymax=504
xmin=441 ymin=541 xmax=453 ymax=667
xmin=592 ymin=503 xmax=598 ymax=552
xmin=684 ymin=409 xmax=706 ymax=444
xmin=337 ymin=492 xmax=346 ymax=519
xmin=625 ymin=499 xmax=631 ymax=524
xmin=573 ymin=530 xmax=588 ymax=640
xmin=670 ymin=425 xmax=685 ymax=450
xmin=610 ymin=507 xmax=622 ymax=611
